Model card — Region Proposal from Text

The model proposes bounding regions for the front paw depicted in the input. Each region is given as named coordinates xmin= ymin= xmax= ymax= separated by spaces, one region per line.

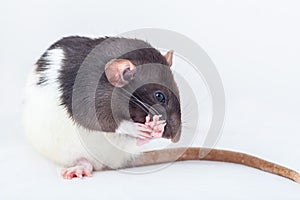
xmin=135 ymin=115 xmax=166 ymax=146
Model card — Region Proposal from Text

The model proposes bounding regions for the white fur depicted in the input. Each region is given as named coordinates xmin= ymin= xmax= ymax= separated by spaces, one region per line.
xmin=23 ymin=48 xmax=140 ymax=170
xmin=116 ymin=120 xmax=140 ymax=136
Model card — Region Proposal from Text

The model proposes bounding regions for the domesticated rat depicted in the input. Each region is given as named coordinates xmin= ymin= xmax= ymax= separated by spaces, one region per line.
xmin=23 ymin=36 xmax=300 ymax=183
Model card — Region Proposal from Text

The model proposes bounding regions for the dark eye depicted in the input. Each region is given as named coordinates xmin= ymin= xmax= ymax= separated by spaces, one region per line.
xmin=154 ymin=91 xmax=166 ymax=103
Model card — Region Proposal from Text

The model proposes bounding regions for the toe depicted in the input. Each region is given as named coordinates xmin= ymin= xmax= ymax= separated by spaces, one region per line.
xmin=75 ymin=169 xmax=83 ymax=178
xmin=137 ymin=126 xmax=152 ymax=133
xmin=145 ymin=115 xmax=151 ymax=124
xmin=83 ymin=170 xmax=92 ymax=177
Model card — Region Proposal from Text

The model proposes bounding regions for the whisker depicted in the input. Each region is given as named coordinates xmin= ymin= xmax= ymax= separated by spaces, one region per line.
xmin=114 ymin=90 xmax=150 ymax=114
xmin=181 ymin=121 xmax=191 ymax=125
xmin=182 ymin=113 xmax=194 ymax=118
xmin=119 ymin=88 xmax=161 ymax=116
xmin=181 ymin=125 xmax=192 ymax=128
xmin=115 ymin=89 xmax=161 ymax=117
xmin=123 ymin=80 xmax=164 ymax=116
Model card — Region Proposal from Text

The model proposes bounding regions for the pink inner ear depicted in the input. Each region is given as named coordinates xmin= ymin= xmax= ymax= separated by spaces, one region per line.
xmin=104 ymin=59 xmax=136 ymax=87
xmin=164 ymin=50 xmax=174 ymax=67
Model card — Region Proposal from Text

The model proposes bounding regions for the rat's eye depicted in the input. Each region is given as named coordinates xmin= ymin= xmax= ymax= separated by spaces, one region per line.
xmin=154 ymin=91 xmax=166 ymax=103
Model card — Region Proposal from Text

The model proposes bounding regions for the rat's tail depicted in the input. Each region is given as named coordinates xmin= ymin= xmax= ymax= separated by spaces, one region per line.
xmin=131 ymin=148 xmax=300 ymax=183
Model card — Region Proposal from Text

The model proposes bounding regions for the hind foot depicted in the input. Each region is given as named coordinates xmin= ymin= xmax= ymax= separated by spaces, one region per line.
xmin=61 ymin=158 xmax=93 ymax=179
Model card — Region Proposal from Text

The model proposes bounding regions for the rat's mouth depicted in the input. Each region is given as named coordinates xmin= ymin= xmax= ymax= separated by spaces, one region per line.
xmin=171 ymin=133 xmax=180 ymax=143
xmin=162 ymin=117 xmax=181 ymax=143
xmin=163 ymin=128 xmax=181 ymax=143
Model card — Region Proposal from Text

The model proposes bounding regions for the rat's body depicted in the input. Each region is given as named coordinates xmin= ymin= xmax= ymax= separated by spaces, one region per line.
xmin=23 ymin=36 xmax=180 ymax=176
xmin=23 ymin=36 xmax=300 ymax=182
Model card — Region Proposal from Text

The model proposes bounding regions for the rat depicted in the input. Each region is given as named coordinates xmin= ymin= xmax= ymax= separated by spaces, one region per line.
xmin=22 ymin=36 xmax=300 ymax=183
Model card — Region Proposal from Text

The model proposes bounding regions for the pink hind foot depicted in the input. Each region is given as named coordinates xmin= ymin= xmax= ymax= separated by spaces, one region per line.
xmin=61 ymin=158 xmax=93 ymax=179
xmin=136 ymin=115 xmax=166 ymax=146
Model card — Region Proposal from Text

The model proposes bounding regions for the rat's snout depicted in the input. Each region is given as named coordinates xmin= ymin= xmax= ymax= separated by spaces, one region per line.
xmin=163 ymin=112 xmax=181 ymax=143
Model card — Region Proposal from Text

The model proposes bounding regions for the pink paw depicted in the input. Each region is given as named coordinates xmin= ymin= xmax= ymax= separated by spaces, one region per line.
xmin=61 ymin=158 xmax=93 ymax=179
xmin=135 ymin=115 xmax=166 ymax=146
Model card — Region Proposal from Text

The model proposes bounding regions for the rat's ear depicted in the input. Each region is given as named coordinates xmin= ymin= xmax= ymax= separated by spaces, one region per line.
xmin=104 ymin=59 xmax=136 ymax=87
xmin=164 ymin=50 xmax=174 ymax=67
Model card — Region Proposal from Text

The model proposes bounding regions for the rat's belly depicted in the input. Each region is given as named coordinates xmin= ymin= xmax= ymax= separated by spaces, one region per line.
xmin=22 ymin=70 xmax=139 ymax=170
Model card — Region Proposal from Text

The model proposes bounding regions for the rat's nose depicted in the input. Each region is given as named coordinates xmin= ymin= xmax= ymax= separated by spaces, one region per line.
xmin=163 ymin=113 xmax=181 ymax=142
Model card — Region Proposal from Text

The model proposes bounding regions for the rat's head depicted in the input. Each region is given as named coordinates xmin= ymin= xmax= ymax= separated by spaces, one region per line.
xmin=128 ymin=83 xmax=181 ymax=142
xmin=104 ymin=48 xmax=182 ymax=142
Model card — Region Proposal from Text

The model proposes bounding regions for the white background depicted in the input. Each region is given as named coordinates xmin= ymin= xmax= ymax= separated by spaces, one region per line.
xmin=1 ymin=0 xmax=300 ymax=199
